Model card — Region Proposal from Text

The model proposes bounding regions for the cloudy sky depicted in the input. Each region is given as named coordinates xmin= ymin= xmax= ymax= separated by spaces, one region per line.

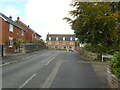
xmin=0 ymin=0 xmax=74 ymax=40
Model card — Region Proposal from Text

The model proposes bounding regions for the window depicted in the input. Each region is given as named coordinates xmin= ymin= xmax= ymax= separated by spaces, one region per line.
xmin=21 ymin=30 xmax=24 ymax=36
xmin=35 ymin=34 xmax=37 ymax=39
xmin=62 ymin=42 xmax=65 ymax=45
xmin=56 ymin=37 xmax=59 ymax=41
xmin=8 ymin=37 xmax=13 ymax=48
xmin=70 ymin=42 xmax=73 ymax=45
xmin=63 ymin=37 xmax=65 ymax=41
xmin=70 ymin=37 xmax=72 ymax=41
xmin=63 ymin=46 xmax=66 ymax=49
xmin=55 ymin=42 xmax=59 ymax=45
xmin=48 ymin=42 xmax=52 ymax=45
xmin=54 ymin=46 xmax=58 ymax=49
xmin=49 ymin=37 xmax=51 ymax=41
xmin=9 ymin=24 xmax=13 ymax=32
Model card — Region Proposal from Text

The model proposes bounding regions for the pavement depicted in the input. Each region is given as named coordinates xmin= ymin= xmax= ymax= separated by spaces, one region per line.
xmin=2 ymin=50 xmax=48 ymax=65
xmin=1 ymin=50 xmax=108 ymax=88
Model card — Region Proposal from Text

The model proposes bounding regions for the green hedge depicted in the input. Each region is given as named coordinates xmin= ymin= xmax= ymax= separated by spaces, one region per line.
xmin=111 ymin=52 xmax=120 ymax=78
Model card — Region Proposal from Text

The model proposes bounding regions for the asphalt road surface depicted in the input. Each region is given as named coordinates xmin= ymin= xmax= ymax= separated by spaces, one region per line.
xmin=2 ymin=50 xmax=107 ymax=88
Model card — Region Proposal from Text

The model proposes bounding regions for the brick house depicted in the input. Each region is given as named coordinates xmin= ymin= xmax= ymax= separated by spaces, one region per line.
xmin=16 ymin=18 xmax=41 ymax=42
xmin=46 ymin=34 xmax=76 ymax=51
xmin=0 ymin=13 xmax=42 ymax=55
xmin=0 ymin=13 xmax=26 ymax=54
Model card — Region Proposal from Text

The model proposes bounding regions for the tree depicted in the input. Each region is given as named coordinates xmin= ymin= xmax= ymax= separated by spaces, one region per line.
xmin=64 ymin=2 xmax=120 ymax=54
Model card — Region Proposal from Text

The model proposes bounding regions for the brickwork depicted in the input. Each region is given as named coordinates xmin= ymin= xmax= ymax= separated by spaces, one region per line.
xmin=0 ymin=13 xmax=42 ymax=54
xmin=46 ymin=41 xmax=75 ymax=50
xmin=16 ymin=20 xmax=33 ymax=42
xmin=16 ymin=20 xmax=41 ymax=42
xmin=46 ymin=34 xmax=76 ymax=51
xmin=0 ymin=16 xmax=26 ymax=53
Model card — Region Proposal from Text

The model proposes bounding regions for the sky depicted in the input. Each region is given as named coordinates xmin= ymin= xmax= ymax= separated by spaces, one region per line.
xmin=0 ymin=0 xmax=74 ymax=40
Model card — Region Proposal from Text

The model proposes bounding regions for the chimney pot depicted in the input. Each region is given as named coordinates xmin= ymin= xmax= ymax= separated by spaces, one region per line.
xmin=9 ymin=16 xmax=12 ymax=19
xmin=17 ymin=17 xmax=20 ymax=20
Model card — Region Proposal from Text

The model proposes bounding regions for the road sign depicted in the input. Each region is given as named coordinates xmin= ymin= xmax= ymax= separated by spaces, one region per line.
xmin=102 ymin=55 xmax=113 ymax=62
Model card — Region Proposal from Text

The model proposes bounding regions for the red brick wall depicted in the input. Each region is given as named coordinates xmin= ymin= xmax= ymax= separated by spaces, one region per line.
xmin=16 ymin=20 xmax=34 ymax=42
xmin=0 ymin=18 xmax=2 ymax=44
xmin=46 ymin=41 xmax=75 ymax=50
xmin=1 ymin=17 xmax=26 ymax=53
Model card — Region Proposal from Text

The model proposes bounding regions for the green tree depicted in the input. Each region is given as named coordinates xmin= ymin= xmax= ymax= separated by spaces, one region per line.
xmin=64 ymin=2 xmax=120 ymax=54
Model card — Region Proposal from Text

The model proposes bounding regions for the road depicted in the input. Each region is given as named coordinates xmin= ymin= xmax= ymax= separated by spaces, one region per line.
xmin=2 ymin=50 xmax=107 ymax=88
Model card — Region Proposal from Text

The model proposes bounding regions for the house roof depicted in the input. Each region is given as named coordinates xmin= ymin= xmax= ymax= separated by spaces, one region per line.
xmin=46 ymin=34 xmax=75 ymax=41
xmin=16 ymin=19 xmax=35 ymax=32
xmin=35 ymin=33 xmax=41 ymax=37
xmin=16 ymin=19 xmax=41 ymax=37
xmin=0 ymin=12 xmax=26 ymax=32
xmin=47 ymin=34 xmax=75 ymax=36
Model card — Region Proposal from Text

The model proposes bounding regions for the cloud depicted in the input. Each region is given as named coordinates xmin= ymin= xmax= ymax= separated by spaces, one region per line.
xmin=1 ymin=0 xmax=74 ymax=40
xmin=1 ymin=6 xmax=19 ymax=20
xmin=24 ymin=0 xmax=74 ymax=40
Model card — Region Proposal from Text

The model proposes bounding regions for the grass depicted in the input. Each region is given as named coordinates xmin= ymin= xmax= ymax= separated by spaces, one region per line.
xmin=79 ymin=50 xmax=110 ymax=64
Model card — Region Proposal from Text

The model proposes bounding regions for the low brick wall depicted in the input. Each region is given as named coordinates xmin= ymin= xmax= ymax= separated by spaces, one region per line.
xmin=22 ymin=43 xmax=48 ymax=53
xmin=107 ymin=64 xmax=120 ymax=88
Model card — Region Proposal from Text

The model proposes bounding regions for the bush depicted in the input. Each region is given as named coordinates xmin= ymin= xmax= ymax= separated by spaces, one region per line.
xmin=111 ymin=52 xmax=120 ymax=78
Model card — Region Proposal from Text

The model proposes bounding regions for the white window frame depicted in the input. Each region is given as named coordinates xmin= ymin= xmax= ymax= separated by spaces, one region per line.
xmin=63 ymin=37 xmax=65 ymax=41
xmin=9 ymin=24 xmax=13 ymax=32
xmin=8 ymin=37 xmax=13 ymax=48
xmin=49 ymin=37 xmax=51 ymax=41
xmin=35 ymin=34 xmax=37 ymax=39
xmin=70 ymin=37 xmax=73 ymax=41
xmin=21 ymin=30 xmax=24 ymax=36
xmin=48 ymin=42 xmax=52 ymax=45
xmin=55 ymin=42 xmax=59 ymax=45
xmin=56 ymin=37 xmax=59 ymax=41
xmin=70 ymin=42 xmax=73 ymax=45
xmin=62 ymin=42 xmax=65 ymax=45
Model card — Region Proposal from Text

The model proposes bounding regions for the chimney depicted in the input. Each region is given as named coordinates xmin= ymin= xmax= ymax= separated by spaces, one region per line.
xmin=28 ymin=25 xmax=30 ymax=27
xmin=9 ymin=15 xmax=12 ymax=19
xmin=17 ymin=17 xmax=20 ymax=20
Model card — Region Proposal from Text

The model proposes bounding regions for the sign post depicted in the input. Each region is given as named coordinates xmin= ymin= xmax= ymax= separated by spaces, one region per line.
xmin=102 ymin=55 xmax=113 ymax=62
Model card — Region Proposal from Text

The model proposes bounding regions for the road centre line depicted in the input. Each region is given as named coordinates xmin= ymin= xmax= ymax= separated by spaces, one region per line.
xmin=45 ymin=53 xmax=60 ymax=66
xmin=18 ymin=74 xmax=36 ymax=89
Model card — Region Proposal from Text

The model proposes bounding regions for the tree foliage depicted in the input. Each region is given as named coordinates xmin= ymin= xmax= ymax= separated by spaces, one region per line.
xmin=64 ymin=2 xmax=120 ymax=53
xmin=111 ymin=52 xmax=120 ymax=78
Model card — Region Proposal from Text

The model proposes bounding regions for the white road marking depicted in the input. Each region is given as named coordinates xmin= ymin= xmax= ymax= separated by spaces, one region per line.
xmin=0 ymin=62 xmax=12 ymax=67
xmin=41 ymin=61 xmax=62 ymax=88
xmin=0 ymin=54 xmax=38 ymax=67
xmin=18 ymin=74 xmax=36 ymax=88
xmin=45 ymin=53 xmax=60 ymax=66
xmin=45 ymin=58 xmax=54 ymax=66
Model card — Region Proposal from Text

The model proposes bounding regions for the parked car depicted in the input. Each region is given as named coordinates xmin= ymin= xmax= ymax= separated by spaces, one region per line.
xmin=69 ymin=49 xmax=74 ymax=52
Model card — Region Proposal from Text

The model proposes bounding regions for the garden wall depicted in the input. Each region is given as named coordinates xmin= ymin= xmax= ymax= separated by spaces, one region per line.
xmin=107 ymin=64 xmax=120 ymax=88
xmin=22 ymin=43 xmax=48 ymax=53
